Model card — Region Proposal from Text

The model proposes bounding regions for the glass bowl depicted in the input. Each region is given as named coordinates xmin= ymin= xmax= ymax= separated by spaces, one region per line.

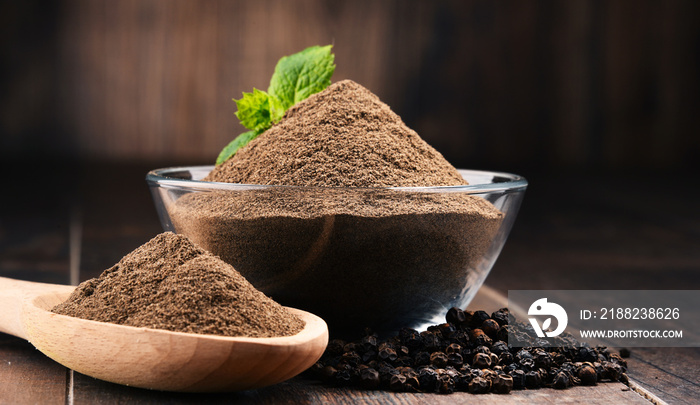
xmin=146 ymin=166 xmax=527 ymax=337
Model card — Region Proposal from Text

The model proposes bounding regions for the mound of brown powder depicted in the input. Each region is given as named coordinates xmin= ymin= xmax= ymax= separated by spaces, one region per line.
xmin=166 ymin=79 xmax=505 ymax=336
xmin=204 ymin=80 xmax=468 ymax=188
xmin=51 ymin=232 xmax=305 ymax=338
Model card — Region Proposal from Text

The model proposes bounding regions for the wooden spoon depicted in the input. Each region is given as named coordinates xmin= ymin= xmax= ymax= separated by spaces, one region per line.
xmin=0 ymin=277 xmax=328 ymax=392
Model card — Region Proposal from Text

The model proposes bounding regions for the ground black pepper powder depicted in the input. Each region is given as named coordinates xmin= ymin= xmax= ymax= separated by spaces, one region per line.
xmin=205 ymin=80 xmax=468 ymax=188
xmin=306 ymin=307 xmax=629 ymax=395
xmin=169 ymin=80 xmax=504 ymax=336
xmin=51 ymin=232 xmax=305 ymax=338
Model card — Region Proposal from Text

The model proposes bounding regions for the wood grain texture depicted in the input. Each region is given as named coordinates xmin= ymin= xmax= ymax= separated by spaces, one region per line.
xmin=38 ymin=0 xmax=698 ymax=171
xmin=627 ymin=348 xmax=700 ymax=405
xmin=0 ymin=334 xmax=67 ymax=405
xmin=0 ymin=278 xmax=74 ymax=339
xmin=487 ymin=172 xmax=700 ymax=293
xmin=76 ymin=162 xmax=164 ymax=281
xmin=0 ymin=162 xmax=75 ymax=285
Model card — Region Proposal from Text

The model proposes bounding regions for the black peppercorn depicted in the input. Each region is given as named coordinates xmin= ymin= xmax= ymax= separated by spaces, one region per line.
xmin=468 ymin=376 xmax=491 ymax=394
xmin=335 ymin=368 xmax=352 ymax=385
xmin=310 ymin=306 xmax=628 ymax=396
xmin=490 ymin=353 xmax=500 ymax=367
xmin=446 ymin=307 xmax=467 ymax=325
xmin=447 ymin=353 xmax=464 ymax=368
xmin=472 ymin=352 xmax=492 ymax=369
xmin=361 ymin=335 xmax=378 ymax=351
xmin=414 ymin=351 xmax=431 ymax=366
xmin=492 ymin=374 xmax=514 ymax=394
xmin=474 ymin=345 xmax=491 ymax=355
xmin=510 ymin=369 xmax=526 ymax=389
xmin=490 ymin=341 xmax=508 ymax=355
xmin=418 ymin=367 xmax=439 ymax=392
xmin=321 ymin=365 xmax=337 ymax=382
xmin=434 ymin=322 xmax=455 ymax=338
xmin=341 ymin=351 xmax=361 ymax=367
xmin=399 ymin=367 xmax=420 ymax=391
xmin=454 ymin=372 xmax=472 ymax=391
xmin=394 ymin=356 xmax=413 ymax=367
xmin=469 ymin=310 xmax=491 ymax=328
xmin=578 ymin=364 xmax=597 ymax=385
xmin=620 ymin=373 xmax=629 ymax=385
xmin=516 ymin=349 xmax=533 ymax=361
xmin=553 ymin=371 xmax=570 ymax=389
xmin=327 ymin=339 xmax=346 ymax=356
xmin=491 ymin=308 xmax=510 ymax=326
xmin=481 ymin=369 xmax=498 ymax=384
xmin=499 ymin=351 xmax=514 ymax=366
xmin=359 ymin=367 xmax=380 ymax=389
xmin=601 ymin=361 xmax=623 ymax=381
xmin=577 ymin=347 xmax=598 ymax=363
xmin=420 ymin=331 xmax=441 ymax=352
xmin=389 ymin=374 xmax=407 ymax=391
xmin=398 ymin=328 xmax=422 ymax=349
xmin=609 ymin=353 xmax=628 ymax=368
xmin=446 ymin=343 xmax=462 ymax=354
xmin=496 ymin=324 xmax=511 ymax=342
xmin=519 ymin=358 xmax=535 ymax=370
xmin=378 ymin=363 xmax=398 ymax=384
xmin=438 ymin=374 xmax=455 ymax=394
xmin=481 ymin=319 xmax=500 ymax=337
xmin=470 ymin=328 xmax=493 ymax=346
xmin=524 ymin=370 xmax=541 ymax=388
xmin=308 ymin=362 xmax=324 ymax=376
xmin=378 ymin=343 xmax=398 ymax=362
xmin=534 ymin=350 xmax=552 ymax=369
xmin=430 ymin=352 xmax=449 ymax=368
xmin=448 ymin=329 xmax=469 ymax=345
xmin=552 ymin=352 xmax=567 ymax=366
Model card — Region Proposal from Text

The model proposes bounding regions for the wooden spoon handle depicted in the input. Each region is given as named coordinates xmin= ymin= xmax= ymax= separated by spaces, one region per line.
xmin=0 ymin=277 xmax=75 ymax=339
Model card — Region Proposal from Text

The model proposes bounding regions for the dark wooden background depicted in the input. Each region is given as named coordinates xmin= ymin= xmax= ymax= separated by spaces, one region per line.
xmin=1 ymin=0 xmax=698 ymax=172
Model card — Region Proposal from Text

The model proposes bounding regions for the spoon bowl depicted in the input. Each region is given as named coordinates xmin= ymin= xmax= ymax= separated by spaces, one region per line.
xmin=0 ymin=277 xmax=328 ymax=392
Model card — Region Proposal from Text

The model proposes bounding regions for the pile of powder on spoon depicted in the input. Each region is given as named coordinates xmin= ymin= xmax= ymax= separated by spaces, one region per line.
xmin=52 ymin=232 xmax=304 ymax=338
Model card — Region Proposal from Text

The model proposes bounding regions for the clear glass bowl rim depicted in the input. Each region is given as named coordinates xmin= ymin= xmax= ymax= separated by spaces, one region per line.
xmin=146 ymin=166 xmax=528 ymax=194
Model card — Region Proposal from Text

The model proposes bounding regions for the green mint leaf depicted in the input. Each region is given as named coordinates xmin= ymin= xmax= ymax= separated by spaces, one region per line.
xmin=268 ymin=93 xmax=285 ymax=124
xmin=217 ymin=45 xmax=335 ymax=165
xmin=268 ymin=45 xmax=335 ymax=110
xmin=234 ymin=89 xmax=282 ymax=132
xmin=215 ymin=130 xmax=259 ymax=165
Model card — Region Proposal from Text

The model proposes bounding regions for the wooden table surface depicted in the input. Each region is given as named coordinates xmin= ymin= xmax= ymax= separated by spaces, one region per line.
xmin=1 ymin=161 xmax=699 ymax=404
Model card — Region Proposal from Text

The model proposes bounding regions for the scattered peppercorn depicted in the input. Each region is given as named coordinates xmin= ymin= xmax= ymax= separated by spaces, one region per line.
xmin=578 ymin=364 xmax=598 ymax=385
xmin=552 ymin=370 xmax=570 ymax=389
xmin=470 ymin=310 xmax=491 ymax=328
xmin=620 ymin=373 xmax=629 ymax=385
xmin=359 ymin=367 xmax=380 ymax=389
xmin=481 ymin=319 xmax=500 ymax=338
xmin=430 ymin=352 xmax=449 ymax=368
xmin=468 ymin=376 xmax=491 ymax=394
xmin=446 ymin=307 xmax=467 ymax=325
xmin=472 ymin=353 xmax=492 ymax=369
xmin=306 ymin=307 xmax=629 ymax=395
xmin=492 ymin=374 xmax=514 ymax=394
